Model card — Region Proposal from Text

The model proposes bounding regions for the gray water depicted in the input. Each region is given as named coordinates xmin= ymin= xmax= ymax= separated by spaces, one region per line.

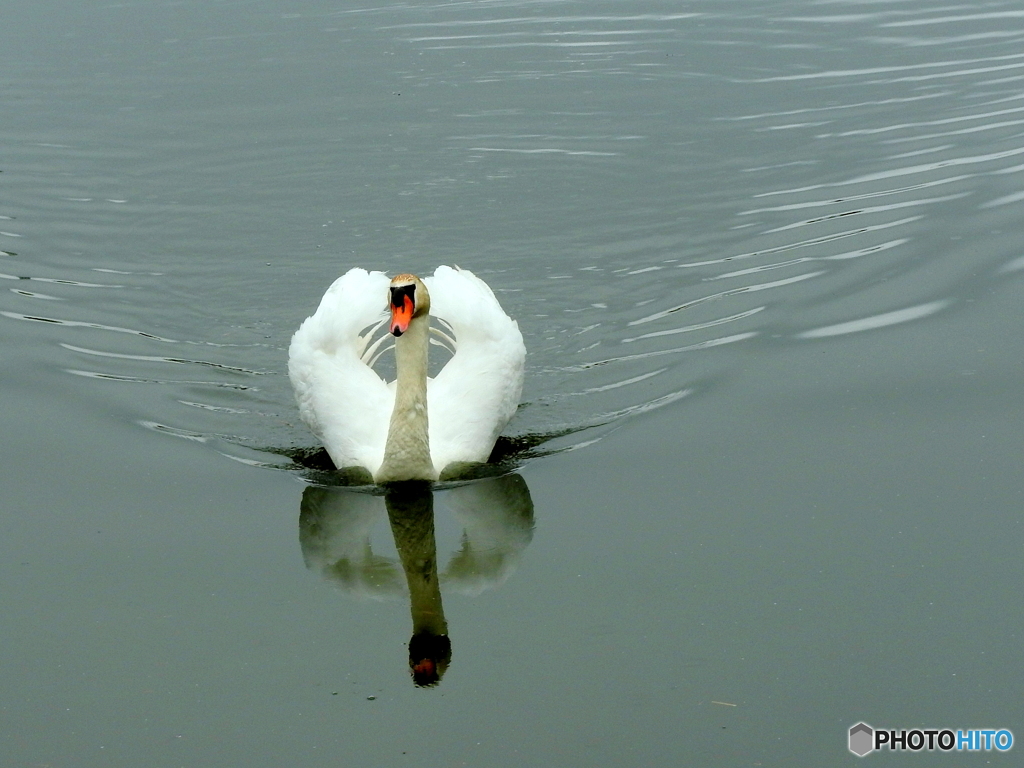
xmin=2 ymin=1 xmax=1022 ymax=765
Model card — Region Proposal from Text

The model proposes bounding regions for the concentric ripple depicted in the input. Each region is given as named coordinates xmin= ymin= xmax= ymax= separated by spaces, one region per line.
xmin=4 ymin=0 xmax=1022 ymax=472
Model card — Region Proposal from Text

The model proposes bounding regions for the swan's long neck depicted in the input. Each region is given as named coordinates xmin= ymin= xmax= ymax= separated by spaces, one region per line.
xmin=375 ymin=314 xmax=435 ymax=482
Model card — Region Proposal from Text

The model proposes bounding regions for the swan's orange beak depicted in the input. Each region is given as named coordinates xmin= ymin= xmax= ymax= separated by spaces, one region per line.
xmin=390 ymin=294 xmax=414 ymax=336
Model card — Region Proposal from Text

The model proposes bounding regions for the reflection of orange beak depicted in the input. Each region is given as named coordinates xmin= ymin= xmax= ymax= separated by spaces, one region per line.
xmin=390 ymin=295 xmax=414 ymax=336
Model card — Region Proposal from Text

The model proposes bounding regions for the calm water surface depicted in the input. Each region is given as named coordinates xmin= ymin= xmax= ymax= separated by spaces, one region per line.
xmin=2 ymin=1 xmax=1022 ymax=766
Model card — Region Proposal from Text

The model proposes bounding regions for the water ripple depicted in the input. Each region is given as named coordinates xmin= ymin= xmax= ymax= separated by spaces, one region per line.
xmin=1 ymin=311 xmax=177 ymax=342
xmin=0 ymin=272 xmax=123 ymax=288
xmin=745 ymin=52 xmax=1024 ymax=83
xmin=881 ymin=11 xmax=1024 ymax=27
xmin=5 ymin=0 xmax=1022 ymax=471
xmin=59 ymin=343 xmax=265 ymax=375
xmin=797 ymin=301 xmax=950 ymax=339
xmin=66 ymin=369 xmax=258 ymax=391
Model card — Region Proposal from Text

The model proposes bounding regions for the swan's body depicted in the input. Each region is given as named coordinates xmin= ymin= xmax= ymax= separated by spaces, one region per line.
xmin=288 ymin=266 xmax=525 ymax=482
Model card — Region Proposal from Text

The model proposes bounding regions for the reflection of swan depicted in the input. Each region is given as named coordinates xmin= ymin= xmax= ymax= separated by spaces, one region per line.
xmin=288 ymin=267 xmax=526 ymax=482
xmin=298 ymin=488 xmax=404 ymax=600
xmin=443 ymin=474 xmax=534 ymax=595
xmin=298 ymin=474 xmax=535 ymax=686
xmin=299 ymin=475 xmax=535 ymax=598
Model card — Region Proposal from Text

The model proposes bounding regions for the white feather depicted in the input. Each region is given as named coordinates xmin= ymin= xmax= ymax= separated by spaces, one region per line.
xmin=288 ymin=266 xmax=525 ymax=479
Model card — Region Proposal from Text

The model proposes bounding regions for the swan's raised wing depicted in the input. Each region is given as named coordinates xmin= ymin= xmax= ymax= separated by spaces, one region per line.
xmin=288 ymin=268 xmax=394 ymax=474
xmin=423 ymin=266 xmax=526 ymax=472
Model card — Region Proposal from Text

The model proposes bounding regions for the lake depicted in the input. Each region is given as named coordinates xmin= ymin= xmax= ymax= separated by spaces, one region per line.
xmin=2 ymin=1 xmax=1022 ymax=765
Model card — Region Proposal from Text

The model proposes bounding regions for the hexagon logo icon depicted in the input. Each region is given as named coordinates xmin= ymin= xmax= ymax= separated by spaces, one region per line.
xmin=849 ymin=722 xmax=874 ymax=757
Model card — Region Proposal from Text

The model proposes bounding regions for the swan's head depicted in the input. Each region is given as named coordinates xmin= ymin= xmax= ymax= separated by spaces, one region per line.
xmin=389 ymin=274 xmax=430 ymax=337
xmin=408 ymin=630 xmax=451 ymax=687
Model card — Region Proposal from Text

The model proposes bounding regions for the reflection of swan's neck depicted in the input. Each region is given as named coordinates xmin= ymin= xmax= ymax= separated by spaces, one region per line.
xmin=391 ymin=496 xmax=448 ymax=641
xmin=376 ymin=315 xmax=434 ymax=483
xmin=384 ymin=484 xmax=451 ymax=686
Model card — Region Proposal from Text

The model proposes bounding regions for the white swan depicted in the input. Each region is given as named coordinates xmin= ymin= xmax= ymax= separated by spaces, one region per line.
xmin=288 ymin=266 xmax=526 ymax=483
